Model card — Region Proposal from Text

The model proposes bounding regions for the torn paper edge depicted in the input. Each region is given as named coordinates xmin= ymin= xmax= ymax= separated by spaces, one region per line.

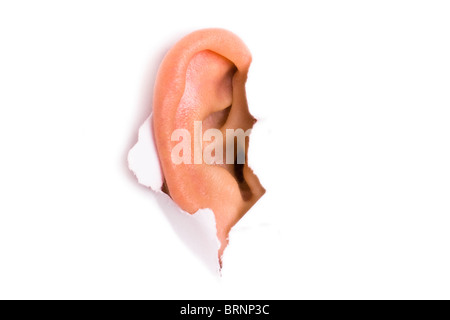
xmin=128 ymin=115 xmax=222 ymax=274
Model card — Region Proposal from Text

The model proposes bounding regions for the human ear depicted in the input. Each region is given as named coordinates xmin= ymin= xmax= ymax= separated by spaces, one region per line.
xmin=153 ymin=29 xmax=265 ymax=261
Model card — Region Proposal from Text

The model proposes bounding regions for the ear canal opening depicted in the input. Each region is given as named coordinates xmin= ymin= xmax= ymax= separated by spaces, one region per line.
xmin=232 ymin=133 xmax=254 ymax=201
xmin=233 ymin=162 xmax=253 ymax=201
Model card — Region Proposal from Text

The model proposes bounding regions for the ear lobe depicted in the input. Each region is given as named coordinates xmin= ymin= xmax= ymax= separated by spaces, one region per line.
xmin=153 ymin=29 xmax=265 ymax=262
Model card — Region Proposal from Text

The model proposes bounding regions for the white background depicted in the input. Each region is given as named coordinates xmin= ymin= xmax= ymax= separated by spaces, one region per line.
xmin=1 ymin=1 xmax=449 ymax=299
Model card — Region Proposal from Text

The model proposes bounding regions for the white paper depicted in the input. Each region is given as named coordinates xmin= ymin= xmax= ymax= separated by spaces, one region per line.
xmin=128 ymin=115 xmax=221 ymax=274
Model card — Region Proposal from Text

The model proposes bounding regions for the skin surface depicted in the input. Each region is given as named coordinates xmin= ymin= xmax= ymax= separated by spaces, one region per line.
xmin=153 ymin=29 xmax=265 ymax=262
